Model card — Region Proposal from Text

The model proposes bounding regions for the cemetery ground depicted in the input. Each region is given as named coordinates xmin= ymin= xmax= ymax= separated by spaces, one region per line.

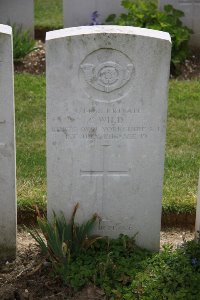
xmin=0 ymin=45 xmax=198 ymax=299
xmin=15 ymin=71 xmax=200 ymax=226
xmin=0 ymin=228 xmax=195 ymax=300
xmin=0 ymin=1 xmax=200 ymax=298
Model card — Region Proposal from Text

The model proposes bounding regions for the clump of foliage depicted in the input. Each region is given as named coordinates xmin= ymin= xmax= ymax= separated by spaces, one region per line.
xmin=30 ymin=215 xmax=200 ymax=299
xmin=106 ymin=0 xmax=192 ymax=72
xmin=29 ymin=203 xmax=101 ymax=283
xmin=12 ymin=24 xmax=36 ymax=62
xmin=127 ymin=239 xmax=200 ymax=299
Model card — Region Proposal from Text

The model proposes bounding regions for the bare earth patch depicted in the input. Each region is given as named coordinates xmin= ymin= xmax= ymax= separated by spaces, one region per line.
xmin=160 ymin=228 xmax=194 ymax=249
xmin=176 ymin=49 xmax=200 ymax=80
xmin=14 ymin=41 xmax=45 ymax=75
xmin=0 ymin=228 xmax=194 ymax=300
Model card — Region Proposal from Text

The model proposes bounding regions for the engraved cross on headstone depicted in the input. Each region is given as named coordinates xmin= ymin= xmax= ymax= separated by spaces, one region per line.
xmin=80 ymin=145 xmax=130 ymax=218
xmin=0 ymin=120 xmax=6 ymax=147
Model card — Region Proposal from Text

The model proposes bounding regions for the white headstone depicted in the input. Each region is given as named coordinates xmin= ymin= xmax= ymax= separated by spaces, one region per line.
xmin=63 ymin=0 xmax=124 ymax=27
xmin=0 ymin=0 xmax=34 ymax=37
xmin=0 ymin=25 xmax=16 ymax=260
xmin=195 ymin=170 xmax=200 ymax=238
xmin=46 ymin=26 xmax=171 ymax=251
xmin=159 ymin=0 xmax=200 ymax=47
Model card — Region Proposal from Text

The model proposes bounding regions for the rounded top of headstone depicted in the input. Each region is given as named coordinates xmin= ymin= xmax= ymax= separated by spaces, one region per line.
xmin=46 ymin=25 xmax=171 ymax=43
xmin=0 ymin=24 xmax=12 ymax=35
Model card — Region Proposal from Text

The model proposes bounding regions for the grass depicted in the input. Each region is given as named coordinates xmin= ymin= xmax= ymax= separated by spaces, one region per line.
xmin=163 ymin=80 xmax=200 ymax=214
xmin=15 ymin=74 xmax=200 ymax=215
xmin=15 ymin=74 xmax=46 ymax=211
xmin=34 ymin=0 xmax=63 ymax=29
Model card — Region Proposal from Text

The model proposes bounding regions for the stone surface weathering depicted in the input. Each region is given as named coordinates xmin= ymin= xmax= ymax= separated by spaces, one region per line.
xmin=46 ymin=26 xmax=171 ymax=251
xmin=0 ymin=25 xmax=16 ymax=260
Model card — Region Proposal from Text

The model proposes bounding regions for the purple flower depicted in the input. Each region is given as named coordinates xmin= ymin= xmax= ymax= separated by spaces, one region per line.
xmin=191 ymin=258 xmax=198 ymax=265
xmin=90 ymin=11 xmax=101 ymax=25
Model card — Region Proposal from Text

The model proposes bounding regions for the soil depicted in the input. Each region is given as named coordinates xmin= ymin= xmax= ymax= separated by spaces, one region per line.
xmin=0 ymin=229 xmax=106 ymax=300
xmin=14 ymin=41 xmax=45 ymax=75
xmin=0 ymin=228 xmax=195 ymax=300
xmin=176 ymin=48 xmax=200 ymax=80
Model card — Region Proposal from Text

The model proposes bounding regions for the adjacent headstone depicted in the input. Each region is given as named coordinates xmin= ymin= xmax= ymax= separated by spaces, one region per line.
xmin=0 ymin=25 xmax=16 ymax=260
xmin=63 ymin=0 xmax=124 ymax=27
xmin=195 ymin=170 xmax=200 ymax=238
xmin=159 ymin=0 xmax=200 ymax=47
xmin=0 ymin=0 xmax=34 ymax=37
xmin=46 ymin=26 xmax=171 ymax=251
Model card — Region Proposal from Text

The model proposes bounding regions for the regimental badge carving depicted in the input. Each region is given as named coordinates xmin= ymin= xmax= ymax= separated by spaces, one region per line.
xmin=80 ymin=61 xmax=133 ymax=93
xmin=79 ymin=48 xmax=135 ymax=103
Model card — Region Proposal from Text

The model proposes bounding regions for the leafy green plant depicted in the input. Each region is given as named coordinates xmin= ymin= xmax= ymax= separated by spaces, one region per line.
xmin=28 ymin=218 xmax=200 ymax=299
xmin=182 ymin=232 xmax=200 ymax=272
xmin=29 ymin=203 xmax=101 ymax=283
xmin=12 ymin=24 xmax=36 ymax=62
xmin=66 ymin=234 xmax=145 ymax=294
xmin=106 ymin=0 xmax=192 ymax=72
xmin=126 ymin=241 xmax=200 ymax=299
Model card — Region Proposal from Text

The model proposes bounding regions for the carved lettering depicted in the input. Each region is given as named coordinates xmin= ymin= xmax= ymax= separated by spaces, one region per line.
xmin=98 ymin=116 xmax=124 ymax=124
xmin=98 ymin=224 xmax=133 ymax=231
xmin=52 ymin=125 xmax=160 ymax=140
xmin=52 ymin=106 xmax=163 ymax=142
xmin=74 ymin=107 xmax=141 ymax=114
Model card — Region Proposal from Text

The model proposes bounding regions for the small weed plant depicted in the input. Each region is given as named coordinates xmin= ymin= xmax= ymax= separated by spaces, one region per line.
xmin=12 ymin=24 xmax=36 ymax=62
xmin=29 ymin=203 xmax=101 ymax=283
xmin=106 ymin=0 xmax=192 ymax=72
